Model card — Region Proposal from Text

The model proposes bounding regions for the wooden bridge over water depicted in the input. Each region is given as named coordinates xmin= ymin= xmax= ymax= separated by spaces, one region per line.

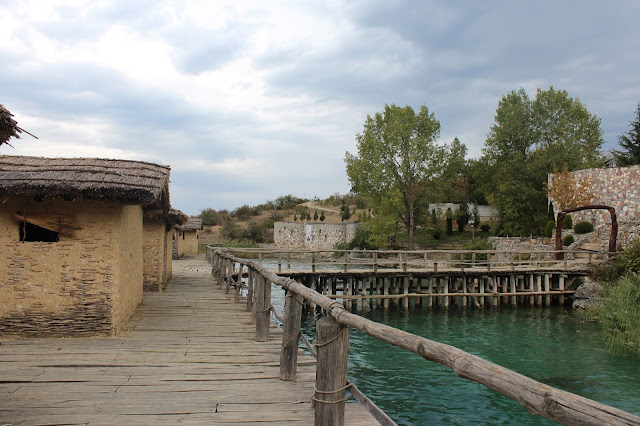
xmin=219 ymin=247 xmax=604 ymax=311
xmin=3 ymin=248 xmax=639 ymax=425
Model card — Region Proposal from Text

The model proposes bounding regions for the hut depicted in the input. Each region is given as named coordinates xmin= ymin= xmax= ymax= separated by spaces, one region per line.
xmin=0 ymin=155 xmax=170 ymax=336
xmin=174 ymin=217 xmax=202 ymax=258
xmin=143 ymin=207 xmax=188 ymax=292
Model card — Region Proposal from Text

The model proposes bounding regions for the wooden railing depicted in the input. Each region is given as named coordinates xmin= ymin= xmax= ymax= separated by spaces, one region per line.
xmin=207 ymin=246 xmax=639 ymax=426
xmin=213 ymin=247 xmax=611 ymax=274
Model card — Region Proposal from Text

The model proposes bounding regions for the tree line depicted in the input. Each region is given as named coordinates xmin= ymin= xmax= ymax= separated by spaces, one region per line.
xmin=345 ymin=87 xmax=640 ymax=249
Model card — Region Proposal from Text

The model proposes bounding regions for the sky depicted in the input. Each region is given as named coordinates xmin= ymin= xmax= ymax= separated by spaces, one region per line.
xmin=1 ymin=1 xmax=639 ymax=215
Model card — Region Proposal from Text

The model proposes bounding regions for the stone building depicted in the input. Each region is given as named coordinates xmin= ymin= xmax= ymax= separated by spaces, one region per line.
xmin=174 ymin=217 xmax=202 ymax=258
xmin=274 ymin=222 xmax=360 ymax=250
xmin=0 ymin=155 xmax=172 ymax=336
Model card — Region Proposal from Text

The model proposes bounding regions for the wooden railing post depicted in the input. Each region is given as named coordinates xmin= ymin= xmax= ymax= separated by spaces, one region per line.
xmin=255 ymin=275 xmax=271 ymax=341
xmin=246 ymin=268 xmax=254 ymax=313
xmin=312 ymin=251 xmax=317 ymax=273
xmin=279 ymin=291 xmax=304 ymax=381
xmin=315 ymin=316 xmax=349 ymax=426
xmin=373 ymin=252 xmax=378 ymax=273
xmin=235 ymin=263 xmax=243 ymax=303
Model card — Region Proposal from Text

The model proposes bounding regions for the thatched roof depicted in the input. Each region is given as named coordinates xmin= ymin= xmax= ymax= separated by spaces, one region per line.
xmin=1 ymin=105 xmax=36 ymax=147
xmin=145 ymin=207 xmax=188 ymax=227
xmin=0 ymin=155 xmax=170 ymax=208
xmin=180 ymin=217 xmax=203 ymax=231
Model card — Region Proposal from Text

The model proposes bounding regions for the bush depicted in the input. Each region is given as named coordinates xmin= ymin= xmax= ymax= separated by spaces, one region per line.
xmin=445 ymin=208 xmax=453 ymax=235
xmin=593 ymin=274 xmax=640 ymax=358
xmin=562 ymin=214 xmax=573 ymax=229
xmin=573 ymin=221 xmax=594 ymax=234
xmin=432 ymin=228 xmax=442 ymax=240
xmin=335 ymin=227 xmax=376 ymax=251
xmin=480 ymin=223 xmax=491 ymax=233
xmin=593 ymin=238 xmax=640 ymax=282
xmin=462 ymin=237 xmax=492 ymax=263
xmin=544 ymin=220 xmax=555 ymax=238
xmin=562 ymin=234 xmax=574 ymax=246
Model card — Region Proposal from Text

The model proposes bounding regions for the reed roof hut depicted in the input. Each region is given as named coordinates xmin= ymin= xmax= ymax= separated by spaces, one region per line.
xmin=0 ymin=155 xmax=171 ymax=336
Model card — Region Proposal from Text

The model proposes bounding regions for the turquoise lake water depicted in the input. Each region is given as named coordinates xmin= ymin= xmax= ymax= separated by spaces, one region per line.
xmin=296 ymin=304 xmax=640 ymax=425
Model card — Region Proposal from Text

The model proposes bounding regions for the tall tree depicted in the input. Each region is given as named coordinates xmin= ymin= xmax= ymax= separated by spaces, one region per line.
xmin=345 ymin=104 xmax=465 ymax=249
xmin=612 ymin=103 xmax=640 ymax=166
xmin=482 ymin=87 xmax=604 ymax=236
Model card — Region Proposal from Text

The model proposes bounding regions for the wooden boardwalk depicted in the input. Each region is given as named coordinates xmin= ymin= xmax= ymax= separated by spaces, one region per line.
xmin=0 ymin=256 xmax=375 ymax=425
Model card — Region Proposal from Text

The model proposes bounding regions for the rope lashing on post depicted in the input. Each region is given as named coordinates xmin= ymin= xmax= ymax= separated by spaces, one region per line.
xmin=312 ymin=383 xmax=353 ymax=405
xmin=314 ymin=327 xmax=348 ymax=348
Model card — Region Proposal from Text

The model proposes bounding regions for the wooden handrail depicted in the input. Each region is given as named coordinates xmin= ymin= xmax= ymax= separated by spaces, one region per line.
xmin=210 ymin=246 xmax=640 ymax=426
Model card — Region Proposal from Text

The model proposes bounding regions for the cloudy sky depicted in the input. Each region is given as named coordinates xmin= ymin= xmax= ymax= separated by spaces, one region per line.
xmin=1 ymin=1 xmax=639 ymax=215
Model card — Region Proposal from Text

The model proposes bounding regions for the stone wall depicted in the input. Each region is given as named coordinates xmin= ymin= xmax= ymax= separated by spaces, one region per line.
xmin=550 ymin=164 xmax=640 ymax=249
xmin=0 ymin=197 xmax=144 ymax=336
xmin=274 ymin=222 xmax=360 ymax=250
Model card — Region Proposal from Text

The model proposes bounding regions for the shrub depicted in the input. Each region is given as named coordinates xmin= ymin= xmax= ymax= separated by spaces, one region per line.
xmin=573 ymin=221 xmax=594 ymax=234
xmin=432 ymin=228 xmax=442 ymax=240
xmin=544 ymin=220 xmax=555 ymax=238
xmin=562 ymin=214 xmax=573 ymax=229
xmin=593 ymin=274 xmax=640 ymax=358
xmin=335 ymin=227 xmax=376 ymax=251
xmin=462 ymin=237 xmax=492 ymax=263
xmin=620 ymin=239 xmax=640 ymax=274
xmin=592 ymin=238 xmax=640 ymax=282
xmin=445 ymin=208 xmax=453 ymax=235
xmin=562 ymin=234 xmax=574 ymax=246
xmin=480 ymin=223 xmax=491 ymax=233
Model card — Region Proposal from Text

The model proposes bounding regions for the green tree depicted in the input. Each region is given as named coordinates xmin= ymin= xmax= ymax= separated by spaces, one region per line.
xmin=320 ymin=210 xmax=326 ymax=222
xmin=612 ymin=103 xmax=640 ymax=166
xmin=313 ymin=210 xmax=319 ymax=221
xmin=345 ymin=104 xmax=465 ymax=249
xmin=482 ymin=87 xmax=604 ymax=236
xmin=198 ymin=208 xmax=220 ymax=226
xmin=340 ymin=204 xmax=351 ymax=222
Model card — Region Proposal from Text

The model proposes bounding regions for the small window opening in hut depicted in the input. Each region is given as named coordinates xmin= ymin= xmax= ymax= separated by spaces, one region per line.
xmin=182 ymin=231 xmax=185 ymax=240
xmin=19 ymin=221 xmax=59 ymax=242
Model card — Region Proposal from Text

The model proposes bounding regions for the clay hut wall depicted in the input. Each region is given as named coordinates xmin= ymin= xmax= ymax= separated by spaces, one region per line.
xmin=0 ymin=198 xmax=142 ymax=336
xmin=143 ymin=218 xmax=166 ymax=292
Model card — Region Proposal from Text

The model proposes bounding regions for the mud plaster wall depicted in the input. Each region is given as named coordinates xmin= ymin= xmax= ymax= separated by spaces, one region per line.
xmin=0 ymin=198 xmax=143 ymax=336
xmin=143 ymin=219 xmax=165 ymax=291
xmin=164 ymin=229 xmax=173 ymax=287
xmin=274 ymin=222 xmax=360 ymax=250
xmin=112 ymin=205 xmax=143 ymax=335
xmin=176 ymin=229 xmax=198 ymax=258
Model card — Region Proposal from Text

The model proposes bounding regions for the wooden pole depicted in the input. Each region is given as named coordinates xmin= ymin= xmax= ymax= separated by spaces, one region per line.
xmin=314 ymin=316 xmax=350 ymax=426
xmin=255 ymin=276 xmax=271 ymax=341
xmin=383 ymin=277 xmax=390 ymax=310
xmin=247 ymin=269 xmax=254 ymax=313
xmin=280 ymin=291 xmax=304 ymax=381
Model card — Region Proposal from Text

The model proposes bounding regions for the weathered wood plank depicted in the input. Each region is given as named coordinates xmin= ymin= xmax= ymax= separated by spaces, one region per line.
xmin=0 ymin=256 xmax=376 ymax=425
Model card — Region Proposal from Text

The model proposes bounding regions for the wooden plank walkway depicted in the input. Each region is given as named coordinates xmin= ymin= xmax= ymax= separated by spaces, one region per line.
xmin=0 ymin=255 xmax=376 ymax=425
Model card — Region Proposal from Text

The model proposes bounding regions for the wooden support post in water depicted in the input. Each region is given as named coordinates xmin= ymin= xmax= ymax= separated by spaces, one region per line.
xmin=509 ymin=275 xmax=517 ymax=306
xmin=402 ymin=277 xmax=409 ymax=310
xmin=535 ymin=275 xmax=542 ymax=307
xmin=443 ymin=276 xmax=450 ymax=309
xmin=314 ymin=316 xmax=349 ymax=426
xmin=559 ymin=274 xmax=566 ymax=306
xmin=255 ymin=276 xmax=271 ymax=342
xmin=427 ymin=277 xmax=433 ymax=309
xmin=280 ymin=292 xmax=304 ymax=381
xmin=462 ymin=277 xmax=468 ymax=308
xmin=310 ymin=276 xmax=317 ymax=311
xmin=544 ymin=274 xmax=551 ymax=306
xmin=479 ymin=277 xmax=485 ymax=307
xmin=383 ymin=277 xmax=390 ymax=310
